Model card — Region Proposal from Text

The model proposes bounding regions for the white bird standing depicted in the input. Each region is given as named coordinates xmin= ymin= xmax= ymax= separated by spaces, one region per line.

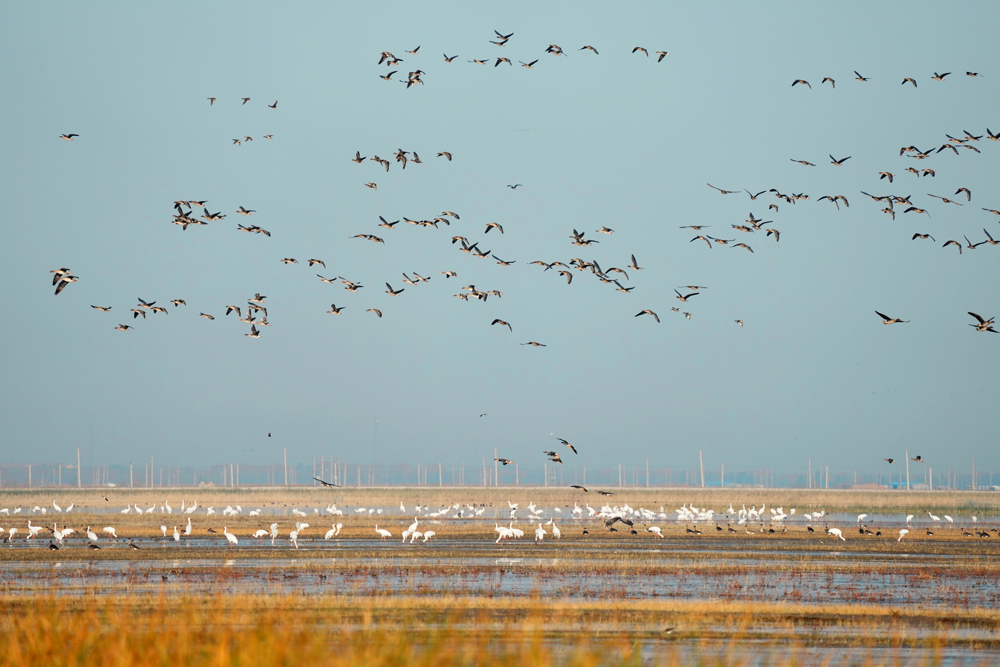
xmin=223 ymin=526 xmax=237 ymax=547
xmin=86 ymin=527 xmax=99 ymax=542
xmin=422 ymin=530 xmax=436 ymax=543
xmin=270 ymin=523 xmax=279 ymax=545
xmin=826 ymin=527 xmax=846 ymax=541
xmin=160 ymin=525 xmax=168 ymax=537
xmin=375 ymin=525 xmax=392 ymax=542
xmin=928 ymin=512 xmax=940 ymax=522
xmin=289 ymin=530 xmax=299 ymax=548
xmin=52 ymin=501 xmax=62 ymax=513
xmin=898 ymin=529 xmax=909 ymax=542
xmin=184 ymin=517 xmax=192 ymax=536
xmin=164 ymin=500 xmax=172 ymax=514
xmin=906 ymin=514 xmax=914 ymax=523
xmin=534 ymin=524 xmax=546 ymax=542
xmin=857 ymin=514 xmax=868 ymax=523
xmin=173 ymin=526 xmax=180 ymax=542
xmin=103 ymin=526 xmax=117 ymax=540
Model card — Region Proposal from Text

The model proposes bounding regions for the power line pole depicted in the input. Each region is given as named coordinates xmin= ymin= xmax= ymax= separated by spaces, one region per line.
xmin=699 ymin=450 xmax=705 ymax=488
xmin=905 ymin=449 xmax=910 ymax=490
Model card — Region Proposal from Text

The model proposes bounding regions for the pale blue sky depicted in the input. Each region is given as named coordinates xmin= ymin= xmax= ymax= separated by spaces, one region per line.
xmin=1 ymin=2 xmax=999 ymax=481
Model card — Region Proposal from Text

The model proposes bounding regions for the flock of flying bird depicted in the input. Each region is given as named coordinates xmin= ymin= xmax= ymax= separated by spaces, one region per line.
xmin=43 ymin=28 xmax=997 ymax=492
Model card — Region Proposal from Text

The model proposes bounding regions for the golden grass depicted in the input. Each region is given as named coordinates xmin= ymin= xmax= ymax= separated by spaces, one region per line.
xmin=1 ymin=593 xmax=997 ymax=667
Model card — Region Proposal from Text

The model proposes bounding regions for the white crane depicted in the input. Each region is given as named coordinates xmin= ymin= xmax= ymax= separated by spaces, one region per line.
xmin=375 ymin=525 xmax=392 ymax=542
xmin=185 ymin=501 xmax=198 ymax=515
xmin=826 ymin=527 xmax=845 ymax=541
xmin=647 ymin=526 xmax=663 ymax=538
xmin=494 ymin=523 xmax=513 ymax=543
xmin=270 ymin=523 xmax=279 ymax=545
xmin=66 ymin=503 xmax=75 ymax=513
xmin=164 ymin=500 xmax=172 ymax=514
xmin=928 ymin=512 xmax=940 ymax=522
xmin=52 ymin=501 xmax=62 ymax=513
xmin=857 ymin=514 xmax=868 ymax=523
xmin=546 ymin=519 xmax=561 ymax=539
xmin=184 ymin=517 xmax=192 ymax=536
xmin=160 ymin=525 xmax=167 ymax=537
xmin=173 ymin=526 xmax=180 ymax=542
xmin=906 ymin=514 xmax=914 ymax=523
xmin=86 ymin=527 xmax=98 ymax=542
xmin=252 ymin=529 xmax=268 ymax=541
xmin=534 ymin=524 xmax=546 ymax=543
xmin=422 ymin=530 xmax=436 ymax=543
xmin=898 ymin=529 xmax=909 ymax=542
xmin=26 ymin=520 xmax=44 ymax=539
xmin=223 ymin=527 xmax=237 ymax=547
xmin=289 ymin=530 xmax=300 ymax=548
xmin=944 ymin=515 xmax=953 ymax=523
xmin=103 ymin=526 xmax=117 ymax=540
xmin=52 ymin=524 xmax=66 ymax=545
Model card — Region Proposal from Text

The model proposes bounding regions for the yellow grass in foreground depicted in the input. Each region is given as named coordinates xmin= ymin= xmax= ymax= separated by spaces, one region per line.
xmin=2 ymin=594 xmax=998 ymax=667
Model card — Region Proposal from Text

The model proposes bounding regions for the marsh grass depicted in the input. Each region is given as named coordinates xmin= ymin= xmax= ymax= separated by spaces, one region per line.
xmin=1 ymin=594 xmax=997 ymax=666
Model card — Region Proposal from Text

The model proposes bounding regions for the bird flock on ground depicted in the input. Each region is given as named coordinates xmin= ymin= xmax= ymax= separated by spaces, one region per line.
xmin=3 ymin=496 xmax=993 ymax=550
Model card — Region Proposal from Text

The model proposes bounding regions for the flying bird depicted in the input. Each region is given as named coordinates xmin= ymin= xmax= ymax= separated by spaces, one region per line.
xmin=707 ymin=183 xmax=739 ymax=194
xmin=491 ymin=319 xmax=512 ymax=332
xmin=829 ymin=154 xmax=851 ymax=166
xmin=635 ymin=309 xmax=660 ymax=323
xmin=875 ymin=311 xmax=909 ymax=324
xmin=557 ymin=438 xmax=577 ymax=454
xmin=59 ymin=134 xmax=79 ymax=141
xmin=791 ymin=79 xmax=811 ymax=88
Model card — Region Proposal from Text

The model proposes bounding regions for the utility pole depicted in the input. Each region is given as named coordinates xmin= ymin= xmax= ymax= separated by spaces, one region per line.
xmin=699 ymin=450 xmax=705 ymax=488
xmin=515 ymin=463 xmax=519 ymax=486
xmin=284 ymin=448 xmax=288 ymax=486
xmin=28 ymin=464 xmax=32 ymax=488
xmin=905 ymin=449 xmax=910 ymax=490
xmin=151 ymin=455 xmax=154 ymax=488
xmin=929 ymin=466 xmax=933 ymax=491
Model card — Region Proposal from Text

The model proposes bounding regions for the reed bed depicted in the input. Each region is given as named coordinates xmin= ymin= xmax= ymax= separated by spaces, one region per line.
xmin=2 ymin=594 xmax=998 ymax=666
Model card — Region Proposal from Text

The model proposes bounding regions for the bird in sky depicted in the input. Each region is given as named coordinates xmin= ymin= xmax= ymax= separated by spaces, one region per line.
xmin=521 ymin=341 xmax=546 ymax=347
xmin=875 ymin=311 xmax=909 ymax=325
xmin=931 ymin=72 xmax=951 ymax=81
xmin=656 ymin=51 xmax=670 ymax=62
xmin=494 ymin=458 xmax=512 ymax=465
xmin=635 ymin=309 xmax=660 ymax=323
xmin=884 ymin=458 xmax=894 ymax=464
xmin=707 ymin=183 xmax=739 ymax=194
xmin=241 ymin=97 xmax=250 ymax=105
xmin=59 ymin=134 xmax=79 ymax=141
xmin=822 ymin=77 xmax=835 ymax=88
xmin=910 ymin=455 xmax=924 ymax=462
xmin=312 ymin=477 xmax=341 ymax=488
xmin=570 ymin=485 xmax=588 ymax=492
xmin=557 ymin=438 xmax=577 ymax=454
xmin=791 ymin=79 xmax=810 ymax=88
xmin=632 ymin=47 xmax=648 ymax=56
xmin=829 ymin=154 xmax=851 ymax=166
xmin=491 ymin=318 xmax=512 ymax=332
xmin=367 ymin=308 xmax=382 ymax=318
xmin=268 ymin=100 xmax=278 ymax=108
xmin=968 ymin=312 xmax=997 ymax=333
xmin=854 ymin=70 xmax=870 ymax=81
xmin=580 ymin=45 xmax=599 ymax=54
